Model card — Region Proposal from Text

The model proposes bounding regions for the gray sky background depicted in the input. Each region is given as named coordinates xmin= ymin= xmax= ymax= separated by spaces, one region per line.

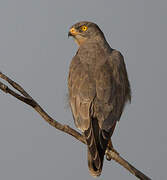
xmin=0 ymin=0 xmax=166 ymax=179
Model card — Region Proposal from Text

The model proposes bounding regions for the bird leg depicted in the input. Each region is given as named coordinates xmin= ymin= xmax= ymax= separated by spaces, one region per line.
xmin=106 ymin=139 xmax=119 ymax=161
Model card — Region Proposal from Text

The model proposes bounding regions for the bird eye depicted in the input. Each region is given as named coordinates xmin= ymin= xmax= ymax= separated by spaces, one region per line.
xmin=81 ymin=25 xmax=88 ymax=32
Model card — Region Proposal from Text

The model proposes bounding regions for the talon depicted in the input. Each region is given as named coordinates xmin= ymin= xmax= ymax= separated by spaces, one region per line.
xmin=105 ymin=146 xmax=119 ymax=161
xmin=106 ymin=153 xmax=112 ymax=161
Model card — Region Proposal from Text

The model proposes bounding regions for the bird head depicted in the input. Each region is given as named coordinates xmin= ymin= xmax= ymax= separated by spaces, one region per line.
xmin=68 ymin=21 xmax=105 ymax=46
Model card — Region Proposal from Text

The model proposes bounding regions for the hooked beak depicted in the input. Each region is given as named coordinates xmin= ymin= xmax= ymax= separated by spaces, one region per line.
xmin=68 ymin=27 xmax=79 ymax=37
xmin=68 ymin=31 xmax=72 ymax=37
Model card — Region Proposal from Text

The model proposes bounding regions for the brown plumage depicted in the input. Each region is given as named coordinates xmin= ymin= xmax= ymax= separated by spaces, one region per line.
xmin=68 ymin=21 xmax=131 ymax=177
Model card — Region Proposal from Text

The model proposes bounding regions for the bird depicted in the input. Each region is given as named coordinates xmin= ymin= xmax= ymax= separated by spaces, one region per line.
xmin=68 ymin=21 xmax=131 ymax=177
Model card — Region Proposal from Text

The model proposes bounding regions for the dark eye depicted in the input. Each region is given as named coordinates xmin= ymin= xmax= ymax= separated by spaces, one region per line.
xmin=81 ymin=25 xmax=88 ymax=32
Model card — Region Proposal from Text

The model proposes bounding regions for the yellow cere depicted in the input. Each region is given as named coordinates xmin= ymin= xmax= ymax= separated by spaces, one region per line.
xmin=81 ymin=25 xmax=88 ymax=32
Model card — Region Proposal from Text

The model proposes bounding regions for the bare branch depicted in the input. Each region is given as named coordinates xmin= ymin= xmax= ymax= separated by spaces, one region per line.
xmin=0 ymin=72 xmax=151 ymax=180
xmin=0 ymin=72 xmax=31 ymax=98
xmin=0 ymin=72 xmax=85 ymax=144
xmin=106 ymin=149 xmax=151 ymax=180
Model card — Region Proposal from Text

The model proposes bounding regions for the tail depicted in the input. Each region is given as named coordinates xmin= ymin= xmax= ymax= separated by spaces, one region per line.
xmin=84 ymin=118 xmax=109 ymax=177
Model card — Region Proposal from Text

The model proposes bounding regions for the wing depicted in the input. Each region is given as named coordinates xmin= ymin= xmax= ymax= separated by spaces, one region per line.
xmin=95 ymin=49 xmax=131 ymax=134
xmin=68 ymin=53 xmax=96 ymax=131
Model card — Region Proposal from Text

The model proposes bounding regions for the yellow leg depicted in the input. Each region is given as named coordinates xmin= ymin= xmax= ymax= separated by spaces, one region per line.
xmin=106 ymin=139 xmax=119 ymax=161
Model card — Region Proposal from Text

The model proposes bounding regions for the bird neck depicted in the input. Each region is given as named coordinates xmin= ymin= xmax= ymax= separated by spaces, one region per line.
xmin=94 ymin=35 xmax=112 ymax=52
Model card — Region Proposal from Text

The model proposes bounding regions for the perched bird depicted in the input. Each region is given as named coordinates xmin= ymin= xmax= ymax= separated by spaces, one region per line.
xmin=68 ymin=21 xmax=131 ymax=177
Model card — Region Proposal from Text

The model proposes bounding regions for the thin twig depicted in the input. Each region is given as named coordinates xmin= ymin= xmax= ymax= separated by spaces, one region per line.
xmin=0 ymin=72 xmax=151 ymax=180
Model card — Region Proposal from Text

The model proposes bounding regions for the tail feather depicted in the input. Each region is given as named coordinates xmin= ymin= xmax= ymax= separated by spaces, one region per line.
xmin=87 ymin=150 xmax=102 ymax=177
xmin=84 ymin=118 xmax=110 ymax=177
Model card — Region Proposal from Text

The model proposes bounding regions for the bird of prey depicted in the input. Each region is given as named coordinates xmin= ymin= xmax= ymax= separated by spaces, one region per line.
xmin=68 ymin=21 xmax=131 ymax=177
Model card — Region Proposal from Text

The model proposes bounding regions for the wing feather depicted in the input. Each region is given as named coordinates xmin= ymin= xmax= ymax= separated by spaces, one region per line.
xmin=101 ymin=50 xmax=131 ymax=133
